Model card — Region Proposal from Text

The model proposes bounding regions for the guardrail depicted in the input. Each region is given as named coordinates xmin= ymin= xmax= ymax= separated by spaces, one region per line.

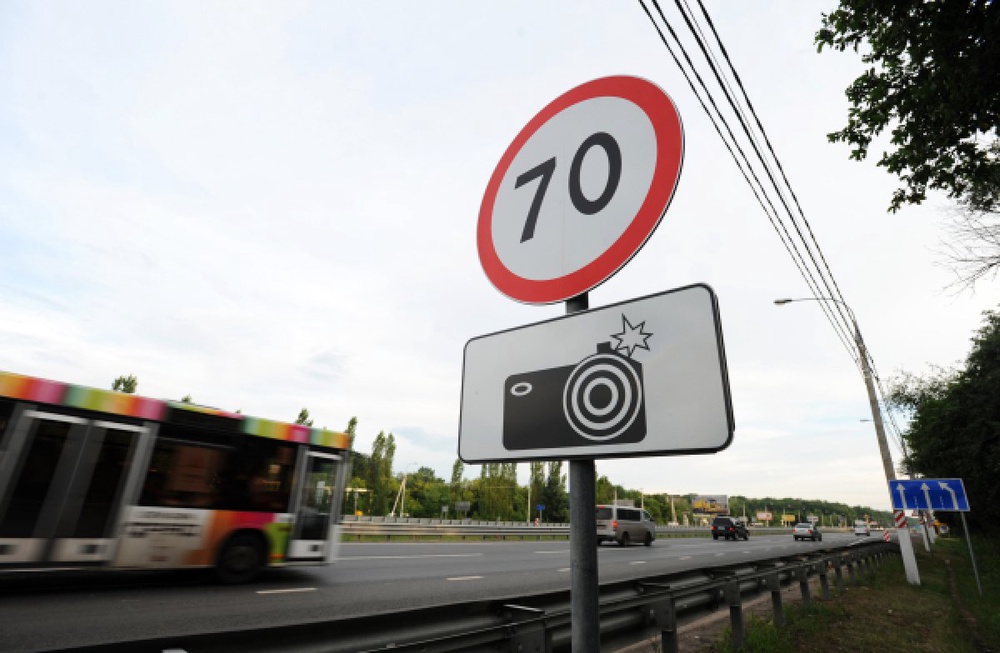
xmin=72 ymin=540 xmax=896 ymax=653
xmin=339 ymin=516 xmax=805 ymax=540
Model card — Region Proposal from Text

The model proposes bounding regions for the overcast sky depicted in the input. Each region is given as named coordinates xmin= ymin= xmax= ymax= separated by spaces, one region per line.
xmin=2 ymin=1 xmax=994 ymax=512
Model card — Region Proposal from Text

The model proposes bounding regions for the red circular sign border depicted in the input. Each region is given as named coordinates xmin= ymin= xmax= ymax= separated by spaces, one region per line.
xmin=477 ymin=75 xmax=684 ymax=304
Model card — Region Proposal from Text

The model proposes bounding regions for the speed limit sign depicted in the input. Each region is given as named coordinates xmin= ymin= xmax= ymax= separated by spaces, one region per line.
xmin=478 ymin=76 xmax=684 ymax=304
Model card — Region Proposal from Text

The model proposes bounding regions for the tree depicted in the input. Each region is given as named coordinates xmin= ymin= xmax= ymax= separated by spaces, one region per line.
xmin=816 ymin=2 xmax=1000 ymax=213
xmin=403 ymin=467 xmax=449 ymax=518
xmin=295 ymin=408 xmax=313 ymax=426
xmin=477 ymin=463 xmax=518 ymax=520
xmin=529 ymin=462 xmax=546 ymax=516
xmin=887 ymin=309 xmax=1000 ymax=535
xmin=595 ymin=475 xmax=615 ymax=504
xmin=367 ymin=432 xmax=396 ymax=516
xmin=180 ymin=394 xmax=193 ymax=403
xmin=540 ymin=461 xmax=569 ymax=523
xmin=345 ymin=416 xmax=358 ymax=449
xmin=111 ymin=375 xmax=138 ymax=394
xmin=939 ymin=206 xmax=1000 ymax=290
xmin=450 ymin=458 xmax=465 ymax=504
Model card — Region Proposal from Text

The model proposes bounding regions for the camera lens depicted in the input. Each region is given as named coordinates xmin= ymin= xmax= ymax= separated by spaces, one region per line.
xmin=562 ymin=353 xmax=643 ymax=441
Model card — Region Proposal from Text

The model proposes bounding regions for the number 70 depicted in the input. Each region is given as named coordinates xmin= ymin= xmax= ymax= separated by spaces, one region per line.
xmin=514 ymin=132 xmax=623 ymax=243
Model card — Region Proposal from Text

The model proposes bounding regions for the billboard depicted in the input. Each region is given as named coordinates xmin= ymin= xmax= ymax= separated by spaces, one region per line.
xmin=692 ymin=494 xmax=728 ymax=514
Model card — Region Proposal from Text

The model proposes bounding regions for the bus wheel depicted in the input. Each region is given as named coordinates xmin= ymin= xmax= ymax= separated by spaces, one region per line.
xmin=216 ymin=532 xmax=266 ymax=584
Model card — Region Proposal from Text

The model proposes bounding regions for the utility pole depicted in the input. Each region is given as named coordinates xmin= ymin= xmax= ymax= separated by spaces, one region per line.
xmin=854 ymin=320 xmax=920 ymax=583
xmin=776 ymin=297 xmax=920 ymax=584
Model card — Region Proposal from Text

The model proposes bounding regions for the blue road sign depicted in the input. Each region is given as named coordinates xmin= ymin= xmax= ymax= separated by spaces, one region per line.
xmin=889 ymin=478 xmax=970 ymax=512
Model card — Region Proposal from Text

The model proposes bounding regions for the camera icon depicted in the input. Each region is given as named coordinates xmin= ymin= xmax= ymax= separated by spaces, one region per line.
xmin=502 ymin=342 xmax=647 ymax=450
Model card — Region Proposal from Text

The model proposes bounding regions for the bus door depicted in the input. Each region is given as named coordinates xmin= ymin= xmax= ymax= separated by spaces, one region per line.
xmin=288 ymin=451 xmax=343 ymax=561
xmin=0 ymin=409 xmax=148 ymax=566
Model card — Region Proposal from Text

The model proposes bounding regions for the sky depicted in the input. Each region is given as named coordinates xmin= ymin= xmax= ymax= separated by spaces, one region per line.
xmin=1 ymin=1 xmax=994 ymax=512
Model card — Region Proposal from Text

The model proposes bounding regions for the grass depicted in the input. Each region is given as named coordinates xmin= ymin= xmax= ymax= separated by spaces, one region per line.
xmin=712 ymin=533 xmax=999 ymax=652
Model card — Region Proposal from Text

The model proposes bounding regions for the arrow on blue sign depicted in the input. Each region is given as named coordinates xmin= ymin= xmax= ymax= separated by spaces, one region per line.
xmin=889 ymin=478 xmax=970 ymax=512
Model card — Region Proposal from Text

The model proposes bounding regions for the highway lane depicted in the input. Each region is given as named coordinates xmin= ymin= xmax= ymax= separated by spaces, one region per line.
xmin=0 ymin=532 xmax=873 ymax=651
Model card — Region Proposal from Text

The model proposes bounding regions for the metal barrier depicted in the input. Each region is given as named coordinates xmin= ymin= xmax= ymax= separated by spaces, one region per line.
xmin=69 ymin=541 xmax=897 ymax=653
xmin=339 ymin=517 xmax=801 ymax=540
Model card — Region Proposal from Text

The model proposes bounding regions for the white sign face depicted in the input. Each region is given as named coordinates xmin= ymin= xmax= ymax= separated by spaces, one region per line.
xmin=478 ymin=76 xmax=684 ymax=304
xmin=458 ymin=285 xmax=733 ymax=462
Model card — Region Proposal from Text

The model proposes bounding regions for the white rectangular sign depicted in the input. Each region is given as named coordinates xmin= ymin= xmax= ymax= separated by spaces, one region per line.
xmin=458 ymin=284 xmax=734 ymax=462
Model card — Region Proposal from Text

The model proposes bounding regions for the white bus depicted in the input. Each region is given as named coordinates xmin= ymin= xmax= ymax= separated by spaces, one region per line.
xmin=0 ymin=371 xmax=349 ymax=582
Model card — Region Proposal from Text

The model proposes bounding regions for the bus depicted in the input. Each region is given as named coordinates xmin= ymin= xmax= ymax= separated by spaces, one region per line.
xmin=0 ymin=370 xmax=350 ymax=582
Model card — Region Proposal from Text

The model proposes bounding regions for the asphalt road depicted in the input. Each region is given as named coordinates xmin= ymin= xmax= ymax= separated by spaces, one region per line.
xmin=0 ymin=531 xmax=873 ymax=651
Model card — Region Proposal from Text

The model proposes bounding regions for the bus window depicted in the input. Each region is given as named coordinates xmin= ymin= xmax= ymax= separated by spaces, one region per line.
xmin=0 ymin=416 xmax=76 ymax=538
xmin=139 ymin=435 xmax=297 ymax=513
xmin=71 ymin=425 xmax=137 ymax=538
xmin=235 ymin=438 xmax=296 ymax=513
xmin=296 ymin=453 xmax=340 ymax=542
xmin=139 ymin=439 xmax=231 ymax=509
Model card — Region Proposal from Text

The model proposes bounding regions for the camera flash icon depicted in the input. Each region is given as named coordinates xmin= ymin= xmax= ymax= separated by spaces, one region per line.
xmin=610 ymin=315 xmax=652 ymax=359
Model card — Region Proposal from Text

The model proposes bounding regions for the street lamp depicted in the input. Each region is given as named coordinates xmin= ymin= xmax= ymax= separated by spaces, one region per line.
xmin=774 ymin=296 xmax=920 ymax=584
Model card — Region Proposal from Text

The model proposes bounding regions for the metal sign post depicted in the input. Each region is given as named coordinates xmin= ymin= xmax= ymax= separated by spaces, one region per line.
xmin=566 ymin=293 xmax=599 ymax=650
xmin=959 ymin=512 xmax=983 ymax=597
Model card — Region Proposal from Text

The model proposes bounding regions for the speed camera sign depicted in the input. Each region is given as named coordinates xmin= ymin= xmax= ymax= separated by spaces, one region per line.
xmin=478 ymin=76 xmax=684 ymax=304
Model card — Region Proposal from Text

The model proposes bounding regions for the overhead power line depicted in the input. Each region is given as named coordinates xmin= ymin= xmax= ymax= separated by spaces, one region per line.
xmin=637 ymin=0 xmax=862 ymax=364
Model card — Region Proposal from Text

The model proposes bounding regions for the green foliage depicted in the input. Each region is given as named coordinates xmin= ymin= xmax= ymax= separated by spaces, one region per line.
xmin=367 ymin=431 xmax=396 ymax=516
xmin=888 ymin=309 xmax=1000 ymax=535
xmin=111 ymin=374 xmax=138 ymax=394
xmin=344 ymin=416 xmax=358 ymax=449
xmin=477 ymin=463 xmax=519 ymax=520
xmin=398 ymin=466 xmax=449 ymax=518
xmin=816 ymin=1 xmax=1000 ymax=212
xmin=294 ymin=408 xmax=313 ymax=426
xmin=540 ymin=461 xmax=569 ymax=523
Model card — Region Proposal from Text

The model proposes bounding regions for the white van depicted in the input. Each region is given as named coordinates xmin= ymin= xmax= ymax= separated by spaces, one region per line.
xmin=596 ymin=505 xmax=656 ymax=546
xmin=853 ymin=520 xmax=870 ymax=536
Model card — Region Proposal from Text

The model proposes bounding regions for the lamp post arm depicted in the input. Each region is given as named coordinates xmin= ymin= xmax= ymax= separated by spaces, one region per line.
xmin=774 ymin=297 xmax=893 ymax=480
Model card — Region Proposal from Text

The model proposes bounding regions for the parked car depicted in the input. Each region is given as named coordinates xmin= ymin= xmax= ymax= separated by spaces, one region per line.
xmin=793 ymin=522 xmax=822 ymax=541
xmin=596 ymin=505 xmax=656 ymax=546
xmin=853 ymin=520 xmax=870 ymax=536
xmin=710 ymin=516 xmax=749 ymax=540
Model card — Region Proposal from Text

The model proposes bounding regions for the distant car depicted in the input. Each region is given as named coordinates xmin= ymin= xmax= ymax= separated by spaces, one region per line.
xmin=596 ymin=505 xmax=656 ymax=547
xmin=793 ymin=523 xmax=822 ymax=541
xmin=711 ymin=516 xmax=749 ymax=541
xmin=853 ymin=520 xmax=870 ymax=536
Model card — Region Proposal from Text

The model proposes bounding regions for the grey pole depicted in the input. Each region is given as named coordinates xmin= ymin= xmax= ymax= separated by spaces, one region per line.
xmin=567 ymin=292 xmax=600 ymax=652
xmin=959 ymin=513 xmax=983 ymax=597
xmin=775 ymin=297 xmax=920 ymax=584
xmin=853 ymin=318 xmax=920 ymax=584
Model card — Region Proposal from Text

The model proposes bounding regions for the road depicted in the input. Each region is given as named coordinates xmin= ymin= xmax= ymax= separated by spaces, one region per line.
xmin=0 ymin=531 xmax=871 ymax=651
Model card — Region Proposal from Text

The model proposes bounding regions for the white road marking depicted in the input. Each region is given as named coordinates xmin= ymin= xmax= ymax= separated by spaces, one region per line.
xmin=714 ymin=553 xmax=725 ymax=557
xmin=534 ymin=550 xmax=569 ymax=554
xmin=446 ymin=576 xmax=483 ymax=581
xmin=558 ymin=567 xmax=571 ymax=572
xmin=256 ymin=588 xmax=317 ymax=595
xmin=629 ymin=561 xmax=647 ymax=565
xmin=680 ymin=556 xmax=693 ymax=560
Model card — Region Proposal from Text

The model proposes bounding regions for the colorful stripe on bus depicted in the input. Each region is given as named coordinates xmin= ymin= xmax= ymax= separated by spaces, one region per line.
xmin=0 ymin=370 xmax=349 ymax=449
